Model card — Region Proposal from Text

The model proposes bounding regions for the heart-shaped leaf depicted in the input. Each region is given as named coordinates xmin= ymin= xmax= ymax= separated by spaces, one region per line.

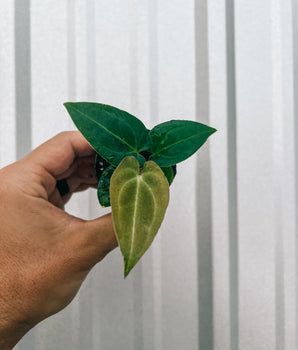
xmin=149 ymin=120 xmax=217 ymax=166
xmin=97 ymin=165 xmax=115 ymax=207
xmin=64 ymin=102 xmax=149 ymax=166
xmin=110 ymin=156 xmax=169 ymax=277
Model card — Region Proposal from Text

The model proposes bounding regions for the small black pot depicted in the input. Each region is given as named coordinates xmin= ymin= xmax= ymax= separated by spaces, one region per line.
xmin=94 ymin=154 xmax=111 ymax=182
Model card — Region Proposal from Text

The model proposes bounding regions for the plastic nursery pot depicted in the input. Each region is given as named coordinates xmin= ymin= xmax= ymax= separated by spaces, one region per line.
xmin=94 ymin=153 xmax=111 ymax=182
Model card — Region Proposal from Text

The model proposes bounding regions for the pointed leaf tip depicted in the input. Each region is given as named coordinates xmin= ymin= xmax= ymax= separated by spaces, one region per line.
xmin=63 ymin=102 xmax=149 ymax=167
xmin=149 ymin=120 xmax=217 ymax=166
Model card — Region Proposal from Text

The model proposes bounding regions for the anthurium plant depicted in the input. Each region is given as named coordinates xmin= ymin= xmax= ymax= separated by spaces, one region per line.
xmin=64 ymin=102 xmax=216 ymax=277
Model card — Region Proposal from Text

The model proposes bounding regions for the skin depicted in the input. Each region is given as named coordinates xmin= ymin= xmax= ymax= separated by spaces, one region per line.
xmin=0 ymin=131 xmax=118 ymax=349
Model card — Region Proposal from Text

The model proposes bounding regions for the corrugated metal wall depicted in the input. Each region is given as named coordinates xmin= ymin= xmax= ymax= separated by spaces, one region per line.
xmin=0 ymin=0 xmax=297 ymax=349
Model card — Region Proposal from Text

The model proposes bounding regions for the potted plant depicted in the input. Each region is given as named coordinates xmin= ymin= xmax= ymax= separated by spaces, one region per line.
xmin=64 ymin=102 xmax=216 ymax=277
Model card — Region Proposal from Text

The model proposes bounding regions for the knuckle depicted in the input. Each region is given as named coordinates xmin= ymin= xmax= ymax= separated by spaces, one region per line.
xmin=57 ymin=130 xmax=71 ymax=138
xmin=57 ymin=130 xmax=77 ymax=139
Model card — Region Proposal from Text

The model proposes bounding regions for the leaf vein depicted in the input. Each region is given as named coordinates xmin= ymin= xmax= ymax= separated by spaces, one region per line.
xmin=128 ymin=176 xmax=141 ymax=263
xmin=153 ymin=130 xmax=212 ymax=154
xmin=69 ymin=105 xmax=139 ymax=153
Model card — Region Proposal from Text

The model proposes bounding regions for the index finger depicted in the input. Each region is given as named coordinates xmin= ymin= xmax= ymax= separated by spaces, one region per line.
xmin=26 ymin=131 xmax=96 ymax=176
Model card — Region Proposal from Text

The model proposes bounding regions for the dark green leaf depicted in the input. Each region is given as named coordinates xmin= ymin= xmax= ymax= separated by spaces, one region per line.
xmin=110 ymin=156 xmax=169 ymax=277
xmin=149 ymin=120 xmax=217 ymax=166
xmin=97 ymin=165 xmax=115 ymax=207
xmin=161 ymin=166 xmax=174 ymax=185
xmin=64 ymin=102 xmax=148 ymax=166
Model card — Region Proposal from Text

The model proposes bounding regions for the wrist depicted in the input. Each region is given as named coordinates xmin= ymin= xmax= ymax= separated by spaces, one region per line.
xmin=0 ymin=282 xmax=35 ymax=349
xmin=0 ymin=318 xmax=32 ymax=349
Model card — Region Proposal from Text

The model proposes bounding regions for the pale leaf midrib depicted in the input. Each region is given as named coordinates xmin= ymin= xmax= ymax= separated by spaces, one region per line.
xmin=128 ymin=176 xmax=141 ymax=264
xmin=119 ymin=175 xmax=158 ymax=263
xmin=142 ymin=179 xmax=157 ymax=246
xmin=153 ymin=129 xmax=212 ymax=154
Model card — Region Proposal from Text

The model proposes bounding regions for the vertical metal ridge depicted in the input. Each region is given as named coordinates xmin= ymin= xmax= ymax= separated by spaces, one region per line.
xmin=86 ymin=0 xmax=96 ymax=100
xmin=67 ymin=0 xmax=76 ymax=101
xmin=133 ymin=267 xmax=144 ymax=350
xmin=291 ymin=0 xmax=298 ymax=346
xmin=148 ymin=1 xmax=162 ymax=349
xmin=274 ymin=141 xmax=285 ymax=350
xmin=128 ymin=4 xmax=144 ymax=348
xmin=14 ymin=1 xmax=34 ymax=346
xmin=272 ymin=1 xmax=285 ymax=348
xmin=194 ymin=0 xmax=214 ymax=349
xmin=225 ymin=0 xmax=239 ymax=349
xmin=14 ymin=0 xmax=31 ymax=160
xmin=129 ymin=0 xmax=139 ymax=115
xmin=148 ymin=0 xmax=159 ymax=126
xmin=66 ymin=2 xmax=84 ymax=348
xmin=86 ymin=3 xmax=96 ymax=347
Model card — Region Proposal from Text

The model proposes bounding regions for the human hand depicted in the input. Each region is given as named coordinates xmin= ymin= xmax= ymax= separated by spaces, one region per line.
xmin=0 ymin=131 xmax=118 ymax=349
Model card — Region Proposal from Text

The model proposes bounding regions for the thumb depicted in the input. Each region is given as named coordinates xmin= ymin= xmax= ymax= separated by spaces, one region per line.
xmin=69 ymin=213 xmax=118 ymax=270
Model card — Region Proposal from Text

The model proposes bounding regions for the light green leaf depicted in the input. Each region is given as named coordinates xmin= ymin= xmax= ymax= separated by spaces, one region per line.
xmin=64 ymin=102 xmax=148 ymax=166
xmin=110 ymin=156 xmax=169 ymax=277
xmin=149 ymin=120 xmax=217 ymax=166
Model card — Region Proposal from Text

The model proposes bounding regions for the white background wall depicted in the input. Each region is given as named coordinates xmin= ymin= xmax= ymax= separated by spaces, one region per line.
xmin=0 ymin=0 xmax=297 ymax=349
